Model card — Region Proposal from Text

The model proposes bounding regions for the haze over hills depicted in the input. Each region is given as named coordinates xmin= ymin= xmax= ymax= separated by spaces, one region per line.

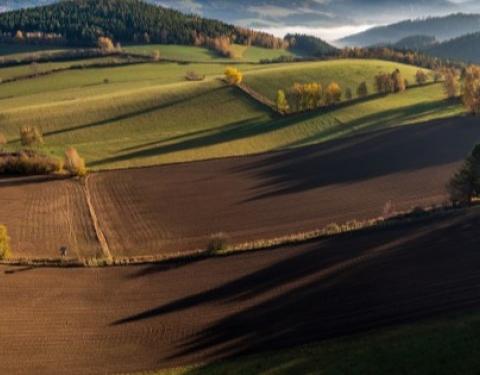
xmin=339 ymin=13 xmax=480 ymax=47
xmin=425 ymin=32 xmax=480 ymax=63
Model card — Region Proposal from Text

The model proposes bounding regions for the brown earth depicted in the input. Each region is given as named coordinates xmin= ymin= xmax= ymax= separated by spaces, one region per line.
xmin=88 ymin=116 xmax=480 ymax=256
xmin=1 ymin=208 xmax=480 ymax=374
xmin=2 ymin=116 xmax=480 ymax=259
xmin=0 ymin=176 xmax=101 ymax=258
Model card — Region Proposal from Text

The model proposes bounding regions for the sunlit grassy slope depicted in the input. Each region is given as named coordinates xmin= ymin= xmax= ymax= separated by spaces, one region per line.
xmin=0 ymin=56 xmax=128 ymax=81
xmin=0 ymin=61 xmax=264 ymax=100
xmin=244 ymin=59 xmax=431 ymax=101
xmin=123 ymin=44 xmax=294 ymax=63
xmin=0 ymin=57 xmax=463 ymax=170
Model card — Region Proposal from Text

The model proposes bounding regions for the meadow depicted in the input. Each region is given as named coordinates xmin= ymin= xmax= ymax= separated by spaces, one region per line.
xmin=123 ymin=43 xmax=295 ymax=62
xmin=0 ymin=52 xmax=464 ymax=170
xmin=243 ymin=59 xmax=432 ymax=100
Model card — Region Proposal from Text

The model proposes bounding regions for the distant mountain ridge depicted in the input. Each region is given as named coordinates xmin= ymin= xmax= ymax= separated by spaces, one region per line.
xmin=339 ymin=13 xmax=480 ymax=47
xmin=425 ymin=32 xmax=480 ymax=64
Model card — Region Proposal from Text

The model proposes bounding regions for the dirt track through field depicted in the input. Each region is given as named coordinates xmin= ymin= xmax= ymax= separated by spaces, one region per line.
xmin=88 ymin=116 xmax=480 ymax=256
xmin=1 ymin=208 xmax=480 ymax=374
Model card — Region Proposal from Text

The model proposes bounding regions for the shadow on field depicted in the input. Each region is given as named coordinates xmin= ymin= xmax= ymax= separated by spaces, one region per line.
xmin=42 ymin=86 xmax=225 ymax=139
xmin=234 ymin=116 xmax=480 ymax=201
xmin=112 ymin=209 xmax=480 ymax=369
xmin=90 ymin=91 xmax=463 ymax=169
xmin=0 ymin=175 xmax=68 ymax=188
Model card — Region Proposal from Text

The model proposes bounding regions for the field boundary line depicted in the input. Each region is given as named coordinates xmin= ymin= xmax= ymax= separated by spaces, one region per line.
xmin=81 ymin=175 xmax=112 ymax=260
xmin=0 ymin=204 xmax=475 ymax=269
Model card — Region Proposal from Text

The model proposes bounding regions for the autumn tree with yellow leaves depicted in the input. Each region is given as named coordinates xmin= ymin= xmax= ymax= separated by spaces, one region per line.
xmin=224 ymin=67 xmax=243 ymax=85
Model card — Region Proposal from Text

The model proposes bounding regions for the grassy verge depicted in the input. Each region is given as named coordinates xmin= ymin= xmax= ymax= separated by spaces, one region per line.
xmin=138 ymin=310 xmax=480 ymax=375
xmin=0 ymin=203 xmax=470 ymax=268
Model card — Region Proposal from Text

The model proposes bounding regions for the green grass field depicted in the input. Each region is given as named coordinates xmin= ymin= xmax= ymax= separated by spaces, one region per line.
xmin=0 ymin=56 xmax=130 ymax=81
xmin=146 ymin=312 xmax=480 ymax=375
xmin=0 ymin=57 xmax=464 ymax=170
xmin=0 ymin=61 xmax=267 ymax=101
xmin=244 ymin=59 xmax=431 ymax=101
xmin=123 ymin=44 xmax=294 ymax=63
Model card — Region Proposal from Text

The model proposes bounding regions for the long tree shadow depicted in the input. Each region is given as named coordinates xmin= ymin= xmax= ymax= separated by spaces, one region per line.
xmin=42 ymin=86 xmax=226 ymax=139
xmin=112 ymin=210 xmax=480 ymax=369
xmin=232 ymin=115 xmax=480 ymax=201
xmin=89 ymin=92 xmax=466 ymax=172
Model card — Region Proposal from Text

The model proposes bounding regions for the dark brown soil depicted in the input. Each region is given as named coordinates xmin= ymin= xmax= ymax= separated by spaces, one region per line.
xmin=89 ymin=117 xmax=480 ymax=256
xmin=0 ymin=176 xmax=101 ymax=258
xmin=1 ymin=208 xmax=480 ymax=374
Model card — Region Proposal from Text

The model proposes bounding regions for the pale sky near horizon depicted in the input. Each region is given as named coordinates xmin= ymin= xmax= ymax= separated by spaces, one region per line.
xmin=257 ymin=24 xmax=377 ymax=43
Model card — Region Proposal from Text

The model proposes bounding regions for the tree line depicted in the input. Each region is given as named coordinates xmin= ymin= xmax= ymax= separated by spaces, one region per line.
xmin=273 ymin=68 xmax=435 ymax=114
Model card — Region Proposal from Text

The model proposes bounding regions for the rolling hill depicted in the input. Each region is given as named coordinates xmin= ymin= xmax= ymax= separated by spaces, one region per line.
xmin=0 ymin=0 xmax=282 ymax=48
xmin=0 ymin=56 xmax=462 ymax=170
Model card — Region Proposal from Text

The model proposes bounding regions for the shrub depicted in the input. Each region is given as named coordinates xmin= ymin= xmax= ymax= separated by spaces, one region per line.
xmin=415 ymin=70 xmax=428 ymax=85
xmin=185 ymin=71 xmax=206 ymax=81
xmin=224 ymin=67 xmax=243 ymax=85
xmin=443 ymin=69 xmax=459 ymax=99
xmin=64 ymin=147 xmax=87 ymax=177
xmin=98 ymin=36 xmax=115 ymax=52
xmin=151 ymin=50 xmax=161 ymax=62
xmin=0 ymin=225 xmax=11 ymax=260
xmin=276 ymin=89 xmax=289 ymax=113
xmin=0 ymin=151 xmax=62 ymax=175
xmin=324 ymin=82 xmax=342 ymax=105
xmin=357 ymin=81 xmax=368 ymax=98
xmin=207 ymin=233 xmax=229 ymax=253
xmin=345 ymin=87 xmax=353 ymax=100
xmin=324 ymin=223 xmax=341 ymax=235
xmin=103 ymin=78 xmax=110 ymax=84
xmin=20 ymin=126 xmax=44 ymax=147
xmin=391 ymin=69 xmax=406 ymax=93
xmin=375 ymin=72 xmax=393 ymax=94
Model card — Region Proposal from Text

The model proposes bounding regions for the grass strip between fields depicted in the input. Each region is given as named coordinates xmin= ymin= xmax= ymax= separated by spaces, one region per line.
xmin=0 ymin=202 xmax=472 ymax=268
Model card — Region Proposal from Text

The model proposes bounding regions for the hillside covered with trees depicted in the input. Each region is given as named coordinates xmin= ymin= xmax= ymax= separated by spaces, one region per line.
xmin=0 ymin=0 xmax=285 ymax=48
xmin=425 ymin=32 xmax=480 ymax=63
xmin=393 ymin=35 xmax=438 ymax=51
xmin=285 ymin=34 xmax=338 ymax=57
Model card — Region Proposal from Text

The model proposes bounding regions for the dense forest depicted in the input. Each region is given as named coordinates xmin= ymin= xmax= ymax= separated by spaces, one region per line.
xmin=0 ymin=0 xmax=284 ymax=48
xmin=426 ymin=32 xmax=480 ymax=64
xmin=393 ymin=35 xmax=438 ymax=51
xmin=284 ymin=34 xmax=338 ymax=57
